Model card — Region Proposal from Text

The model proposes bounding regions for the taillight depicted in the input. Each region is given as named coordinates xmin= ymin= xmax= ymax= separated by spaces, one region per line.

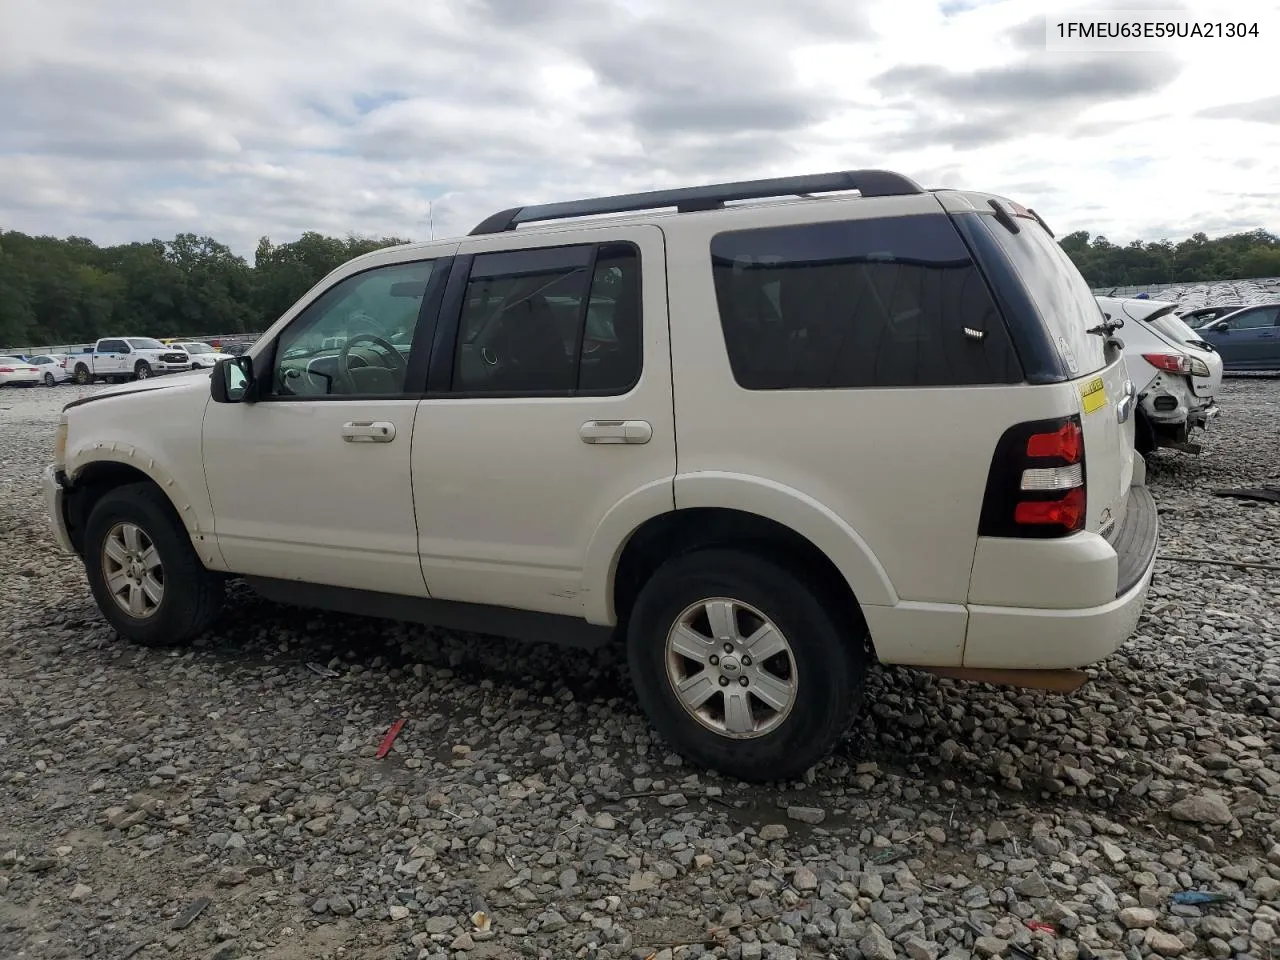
xmin=979 ymin=415 xmax=1087 ymax=539
xmin=59 ymin=358 xmax=67 ymax=367
xmin=1188 ymin=357 xmax=1210 ymax=377
xmin=0 ymin=367 xmax=13 ymax=373
xmin=1143 ymin=353 xmax=1191 ymax=375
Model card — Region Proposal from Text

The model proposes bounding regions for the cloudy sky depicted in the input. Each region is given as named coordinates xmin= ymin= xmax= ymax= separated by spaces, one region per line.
xmin=1 ymin=0 xmax=1278 ymax=257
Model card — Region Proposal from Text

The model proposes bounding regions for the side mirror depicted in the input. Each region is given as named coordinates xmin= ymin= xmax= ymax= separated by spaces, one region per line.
xmin=1211 ymin=320 xmax=1230 ymax=332
xmin=211 ymin=355 xmax=255 ymax=403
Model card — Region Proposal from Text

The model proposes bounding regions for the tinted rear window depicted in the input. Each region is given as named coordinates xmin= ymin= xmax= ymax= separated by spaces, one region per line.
xmin=709 ymin=214 xmax=1023 ymax=390
xmin=981 ymin=216 xmax=1107 ymax=376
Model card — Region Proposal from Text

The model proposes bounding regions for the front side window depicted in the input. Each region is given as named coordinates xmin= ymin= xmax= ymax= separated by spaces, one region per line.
xmin=452 ymin=242 xmax=642 ymax=395
xmin=711 ymin=214 xmax=1022 ymax=390
xmin=270 ymin=260 xmax=436 ymax=398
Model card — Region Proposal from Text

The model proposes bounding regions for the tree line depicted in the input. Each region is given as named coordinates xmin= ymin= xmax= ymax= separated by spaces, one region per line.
xmin=0 ymin=231 xmax=409 ymax=349
xmin=1059 ymin=228 xmax=1280 ymax=289
xmin=3 ymin=224 xmax=1279 ymax=349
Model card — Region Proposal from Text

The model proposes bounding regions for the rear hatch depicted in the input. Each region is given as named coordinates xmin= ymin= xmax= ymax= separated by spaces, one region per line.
xmin=970 ymin=207 xmax=1135 ymax=534
xmin=1139 ymin=306 xmax=1222 ymax=398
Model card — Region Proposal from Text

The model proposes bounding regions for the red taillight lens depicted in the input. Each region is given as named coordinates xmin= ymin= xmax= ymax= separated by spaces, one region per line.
xmin=0 ymin=367 xmax=13 ymax=373
xmin=979 ymin=415 xmax=1087 ymax=539
xmin=1026 ymin=421 xmax=1083 ymax=463
xmin=1014 ymin=488 xmax=1086 ymax=531
xmin=1143 ymin=353 xmax=1190 ymax=374
xmin=59 ymin=359 xmax=67 ymax=367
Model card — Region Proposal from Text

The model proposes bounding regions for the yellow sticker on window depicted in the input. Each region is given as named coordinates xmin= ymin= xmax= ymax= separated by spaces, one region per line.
xmin=1080 ymin=376 xmax=1107 ymax=414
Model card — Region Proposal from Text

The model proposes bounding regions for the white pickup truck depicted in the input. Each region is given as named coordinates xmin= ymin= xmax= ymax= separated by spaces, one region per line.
xmin=69 ymin=338 xmax=192 ymax=384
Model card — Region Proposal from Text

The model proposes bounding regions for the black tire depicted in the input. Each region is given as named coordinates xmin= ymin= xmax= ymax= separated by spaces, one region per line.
xmin=83 ymin=482 xmax=223 ymax=647
xmin=134 ymin=361 xmax=152 ymax=380
xmin=626 ymin=548 xmax=866 ymax=783
xmin=74 ymin=364 xmax=92 ymax=385
xmin=44 ymin=373 xmax=56 ymax=387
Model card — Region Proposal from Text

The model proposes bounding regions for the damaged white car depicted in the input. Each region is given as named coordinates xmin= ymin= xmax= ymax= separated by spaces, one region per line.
xmin=1096 ymin=296 xmax=1223 ymax=455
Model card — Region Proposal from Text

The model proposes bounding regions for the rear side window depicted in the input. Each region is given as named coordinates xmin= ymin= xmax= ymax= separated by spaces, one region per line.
xmin=710 ymin=214 xmax=1023 ymax=390
xmin=452 ymin=242 xmax=642 ymax=395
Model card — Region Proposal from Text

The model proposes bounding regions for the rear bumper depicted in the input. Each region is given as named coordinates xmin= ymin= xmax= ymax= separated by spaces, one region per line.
xmin=962 ymin=482 xmax=1159 ymax=670
xmin=1189 ymin=400 xmax=1220 ymax=428
xmin=43 ymin=464 xmax=76 ymax=554
xmin=2 ymin=373 xmax=42 ymax=385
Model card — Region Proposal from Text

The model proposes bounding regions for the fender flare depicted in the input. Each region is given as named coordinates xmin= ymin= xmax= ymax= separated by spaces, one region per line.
xmin=65 ymin=445 xmax=226 ymax=571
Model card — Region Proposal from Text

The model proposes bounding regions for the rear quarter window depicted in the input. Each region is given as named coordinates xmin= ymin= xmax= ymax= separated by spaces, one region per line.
xmin=709 ymin=213 xmax=1024 ymax=390
xmin=978 ymin=215 xmax=1108 ymax=377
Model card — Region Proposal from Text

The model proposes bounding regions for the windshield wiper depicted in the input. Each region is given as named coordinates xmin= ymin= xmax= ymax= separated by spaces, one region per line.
xmin=1087 ymin=313 xmax=1125 ymax=338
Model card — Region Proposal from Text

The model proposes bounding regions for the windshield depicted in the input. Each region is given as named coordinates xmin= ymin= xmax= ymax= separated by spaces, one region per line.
xmin=183 ymin=342 xmax=215 ymax=354
xmin=127 ymin=337 xmax=165 ymax=350
xmin=983 ymin=216 xmax=1108 ymax=376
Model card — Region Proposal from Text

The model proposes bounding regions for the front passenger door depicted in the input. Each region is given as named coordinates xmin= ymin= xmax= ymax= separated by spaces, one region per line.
xmin=1217 ymin=307 xmax=1278 ymax=367
xmin=202 ymin=250 xmax=457 ymax=596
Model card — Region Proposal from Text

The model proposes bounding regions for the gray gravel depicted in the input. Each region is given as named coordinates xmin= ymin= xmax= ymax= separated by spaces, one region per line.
xmin=1 ymin=377 xmax=1278 ymax=960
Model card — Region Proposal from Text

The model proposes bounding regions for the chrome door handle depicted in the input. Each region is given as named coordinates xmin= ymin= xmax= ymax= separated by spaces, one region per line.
xmin=580 ymin=420 xmax=652 ymax=444
xmin=341 ymin=421 xmax=396 ymax=443
xmin=1116 ymin=379 xmax=1136 ymax=424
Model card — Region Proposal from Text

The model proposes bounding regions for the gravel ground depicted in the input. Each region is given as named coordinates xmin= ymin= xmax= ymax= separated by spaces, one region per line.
xmin=1 ymin=378 xmax=1277 ymax=960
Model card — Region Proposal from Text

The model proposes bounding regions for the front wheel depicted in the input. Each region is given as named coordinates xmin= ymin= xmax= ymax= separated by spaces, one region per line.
xmin=627 ymin=548 xmax=866 ymax=783
xmin=134 ymin=361 xmax=152 ymax=380
xmin=83 ymin=483 xmax=224 ymax=646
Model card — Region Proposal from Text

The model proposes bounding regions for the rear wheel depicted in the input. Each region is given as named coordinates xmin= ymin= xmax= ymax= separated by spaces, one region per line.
xmin=626 ymin=548 xmax=866 ymax=783
xmin=83 ymin=483 xmax=223 ymax=647
xmin=44 ymin=373 xmax=56 ymax=387
xmin=74 ymin=364 xmax=91 ymax=385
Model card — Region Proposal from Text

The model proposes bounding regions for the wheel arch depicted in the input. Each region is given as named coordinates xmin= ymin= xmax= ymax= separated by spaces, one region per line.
xmin=63 ymin=455 xmax=223 ymax=570
xmin=600 ymin=505 xmax=884 ymax=659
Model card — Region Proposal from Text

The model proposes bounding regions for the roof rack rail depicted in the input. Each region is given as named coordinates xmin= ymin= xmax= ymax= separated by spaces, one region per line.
xmin=468 ymin=169 xmax=925 ymax=236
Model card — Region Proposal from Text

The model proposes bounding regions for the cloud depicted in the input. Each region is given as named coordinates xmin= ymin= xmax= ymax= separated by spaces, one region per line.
xmin=0 ymin=0 xmax=1276 ymax=255
xmin=870 ymin=54 xmax=1184 ymax=149
xmin=1198 ymin=96 xmax=1280 ymax=124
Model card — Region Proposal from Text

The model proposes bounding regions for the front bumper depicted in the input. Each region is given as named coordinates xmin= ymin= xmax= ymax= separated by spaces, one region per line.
xmin=962 ymin=476 xmax=1159 ymax=670
xmin=43 ymin=464 xmax=76 ymax=554
xmin=151 ymin=362 xmax=192 ymax=374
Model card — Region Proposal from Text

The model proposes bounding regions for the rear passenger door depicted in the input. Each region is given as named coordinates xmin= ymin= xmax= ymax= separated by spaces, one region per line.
xmin=411 ymin=225 xmax=675 ymax=620
xmin=95 ymin=340 xmax=128 ymax=375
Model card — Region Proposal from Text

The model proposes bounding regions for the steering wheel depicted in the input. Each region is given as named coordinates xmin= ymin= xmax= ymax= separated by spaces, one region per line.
xmin=336 ymin=333 xmax=407 ymax=393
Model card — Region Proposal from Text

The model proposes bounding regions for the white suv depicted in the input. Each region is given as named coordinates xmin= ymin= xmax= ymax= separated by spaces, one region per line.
xmin=44 ymin=170 xmax=1159 ymax=781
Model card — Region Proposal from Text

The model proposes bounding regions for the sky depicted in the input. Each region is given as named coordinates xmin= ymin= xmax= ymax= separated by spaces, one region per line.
xmin=1 ymin=0 xmax=1278 ymax=258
